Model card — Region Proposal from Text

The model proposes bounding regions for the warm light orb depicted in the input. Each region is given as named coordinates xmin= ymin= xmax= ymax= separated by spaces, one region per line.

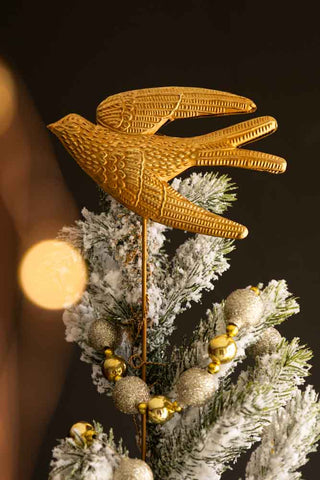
xmin=0 ymin=62 xmax=16 ymax=135
xmin=19 ymin=239 xmax=87 ymax=310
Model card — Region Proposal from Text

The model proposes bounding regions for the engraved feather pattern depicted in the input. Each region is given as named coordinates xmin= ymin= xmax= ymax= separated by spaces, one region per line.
xmin=48 ymin=87 xmax=287 ymax=239
xmin=96 ymin=86 xmax=257 ymax=135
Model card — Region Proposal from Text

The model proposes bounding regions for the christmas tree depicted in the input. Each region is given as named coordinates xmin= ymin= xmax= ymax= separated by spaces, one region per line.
xmin=47 ymin=87 xmax=320 ymax=479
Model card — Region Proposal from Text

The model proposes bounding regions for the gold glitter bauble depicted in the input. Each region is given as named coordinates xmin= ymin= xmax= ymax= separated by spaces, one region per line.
xmin=248 ymin=327 xmax=282 ymax=357
xmin=69 ymin=421 xmax=97 ymax=446
xmin=102 ymin=349 xmax=127 ymax=382
xmin=208 ymin=334 xmax=237 ymax=364
xmin=142 ymin=396 xmax=181 ymax=424
xmin=88 ymin=318 xmax=120 ymax=352
xmin=224 ymin=288 xmax=264 ymax=329
xmin=114 ymin=458 xmax=154 ymax=480
xmin=176 ymin=367 xmax=216 ymax=407
xmin=113 ymin=377 xmax=150 ymax=414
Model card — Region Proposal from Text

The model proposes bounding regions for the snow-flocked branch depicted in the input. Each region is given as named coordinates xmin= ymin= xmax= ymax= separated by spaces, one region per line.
xmin=49 ymin=424 xmax=127 ymax=480
xmin=151 ymin=338 xmax=312 ymax=480
xmin=245 ymin=386 xmax=320 ymax=480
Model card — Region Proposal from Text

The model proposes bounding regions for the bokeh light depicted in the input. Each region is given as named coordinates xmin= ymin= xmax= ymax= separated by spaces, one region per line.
xmin=0 ymin=62 xmax=16 ymax=135
xmin=19 ymin=239 xmax=87 ymax=310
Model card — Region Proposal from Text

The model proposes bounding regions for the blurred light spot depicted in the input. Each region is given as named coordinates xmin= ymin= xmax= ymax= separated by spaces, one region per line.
xmin=19 ymin=239 xmax=87 ymax=310
xmin=0 ymin=62 xmax=16 ymax=135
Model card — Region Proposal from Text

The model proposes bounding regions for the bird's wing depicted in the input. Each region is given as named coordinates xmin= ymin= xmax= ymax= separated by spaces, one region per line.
xmin=137 ymin=168 xmax=248 ymax=239
xmin=96 ymin=87 xmax=256 ymax=135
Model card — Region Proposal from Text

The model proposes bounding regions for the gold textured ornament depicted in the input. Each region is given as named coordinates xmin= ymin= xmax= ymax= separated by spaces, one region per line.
xmin=208 ymin=334 xmax=237 ymax=364
xmin=114 ymin=458 xmax=154 ymax=480
xmin=69 ymin=421 xmax=97 ymax=446
xmin=138 ymin=395 xmax=182 ymax=424
xmin=248 ymin=327 xmax=282 ymax=357
xmin=224 ymin=288 xmax=264 ymax=329
xmin=88 ymin=318 xmax=120 ymax=352
xmin=102 ymin=348 xmax=127 ymax=382
xmin=176 ymin=367 xmax=216 ymax=407
xmin=113 ymin=376 xmax=150 ymax=414
xmin=48 ymin=86 xmax=286 ymax=239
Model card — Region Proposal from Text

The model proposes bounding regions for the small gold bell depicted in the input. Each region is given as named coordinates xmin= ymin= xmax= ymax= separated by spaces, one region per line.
xmin=102 ymin=348 xmax=127 ymax=382
xmin=138 ymin=396 xmax=182 ymax=424
xmin=208 ymin=334 xmax=237 ymax=365
xmin=226 ymin=323 xmax=239 ymax=337
xmin=70 ymin=421 xmax=97 ymax=446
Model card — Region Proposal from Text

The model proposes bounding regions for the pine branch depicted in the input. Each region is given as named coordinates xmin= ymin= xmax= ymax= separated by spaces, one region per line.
xmin=245 ymin=386 xmax=320 ymax=480
xmin=150 ymin=338 xmax=312 ymax=480
xmin=49 ymin=424 xmax=127 ymax=480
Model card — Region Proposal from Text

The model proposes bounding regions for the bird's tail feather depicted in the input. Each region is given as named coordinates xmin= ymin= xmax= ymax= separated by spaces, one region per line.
xmin=158 ymin=183 xmax=248 ymax=239
xmin=192 ymin=116 xmax=286 ymax=174
xmin=196 ymin=148 xmax=286 ymax=174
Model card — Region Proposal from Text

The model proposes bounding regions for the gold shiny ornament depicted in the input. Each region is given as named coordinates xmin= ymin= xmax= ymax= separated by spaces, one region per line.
xmin=226 ymin=323 xmax=239 ymax=337
xmin=224 ymin=288 xmax=264 ymax=330
xmin=208 ymin=334 xmax=237 ymax=364
xmin=208 ymin=361 xmax=220 ymax=374
xmin=114 ymin=458 xmax=154 ymax=480
xmin=69 ymin=421 xmax=97 ymax=446
xmin=176 ymin=367 xmax=217 ymax=407
xmin=248 ymin=327 xmax=282 ymax=357
xmin=250 ymin=286 xmax=260 ymax=295
xmin=102 ymin=349 xmax=127 ymax=382
xmin=113 ymin=376 xmax=150 ymax=414
xmin=141 ymin=395 xmax=182 ymax=424
xmin=88 ymin=318 xmax=120 ymax=352
xmin=48 ymin=86 xmax=286 ymax=239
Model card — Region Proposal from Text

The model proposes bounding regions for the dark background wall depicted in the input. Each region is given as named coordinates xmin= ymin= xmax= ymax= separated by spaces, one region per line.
xmin=1 ymin=1 xmax=320 ymax=478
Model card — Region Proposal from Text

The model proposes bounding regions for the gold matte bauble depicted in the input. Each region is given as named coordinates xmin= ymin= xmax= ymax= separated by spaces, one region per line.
xmin=102 ymin=349 xmax=127 ymax=382
xmin=176 ymin=367 xmax=216 ymax=407
xmin=224 ymin=288 xmax=264 ymax=329
xmin=248 ymin=327 xmax=282 ymax=357
xmin=113 ymin=377 xmax=150 ymax=414
xmin=208 ymin=334 xmax=237 ymax=364
xmin=69 ymin=421 xmax=97 ymax=446
xmin=88 ymin=318 xmax=120 ymax=352
xmin=113 ymin=458 xmax=154 ymax=480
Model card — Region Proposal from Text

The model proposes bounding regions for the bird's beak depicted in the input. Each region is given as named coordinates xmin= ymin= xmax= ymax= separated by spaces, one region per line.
xmin=47 ymin=121 xmax=58 ymax=133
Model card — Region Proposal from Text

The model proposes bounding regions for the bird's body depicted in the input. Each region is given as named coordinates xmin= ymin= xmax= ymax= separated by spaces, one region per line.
xmin=48 ymin=87 xmax=286 ymax=238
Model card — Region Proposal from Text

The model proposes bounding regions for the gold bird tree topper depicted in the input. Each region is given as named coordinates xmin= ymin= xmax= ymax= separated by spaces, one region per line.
xmin=48 ymin=87 xmax=286 ymax=239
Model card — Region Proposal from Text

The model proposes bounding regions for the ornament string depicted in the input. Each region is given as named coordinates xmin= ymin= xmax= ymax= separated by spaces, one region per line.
xmin=141 ymin=217 xmax=148 ymax=461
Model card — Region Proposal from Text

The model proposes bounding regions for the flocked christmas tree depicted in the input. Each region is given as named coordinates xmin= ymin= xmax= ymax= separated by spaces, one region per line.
xmin=47 ymin=87 xmax=320 ymax=479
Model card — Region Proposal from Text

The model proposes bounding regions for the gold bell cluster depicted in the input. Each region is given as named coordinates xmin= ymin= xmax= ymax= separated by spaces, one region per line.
xmin=138 ymin=396 xmax=182 ymax=425
xmin=102 ymin=348 xmax=127 ymax=382
xmin=69 ymin=421 xmax=97 ymax=447
xmin=207 ymin=324 xmax=238 ymax=374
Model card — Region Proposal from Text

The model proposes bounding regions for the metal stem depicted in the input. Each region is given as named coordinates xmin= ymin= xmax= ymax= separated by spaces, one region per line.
xmin=141 ymin=217 xmax=148 ymax=461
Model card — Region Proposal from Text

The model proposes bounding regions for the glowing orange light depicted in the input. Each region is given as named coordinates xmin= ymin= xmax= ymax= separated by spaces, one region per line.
xmin=0 ymin=62 xmax=16 ymax=135
xmin=18 ymin=239 xmax=87 ymax=310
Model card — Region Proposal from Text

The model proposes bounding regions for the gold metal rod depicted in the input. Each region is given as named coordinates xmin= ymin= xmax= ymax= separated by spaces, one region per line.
xmin=141 ymin=217 xmax=148 ymax=461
